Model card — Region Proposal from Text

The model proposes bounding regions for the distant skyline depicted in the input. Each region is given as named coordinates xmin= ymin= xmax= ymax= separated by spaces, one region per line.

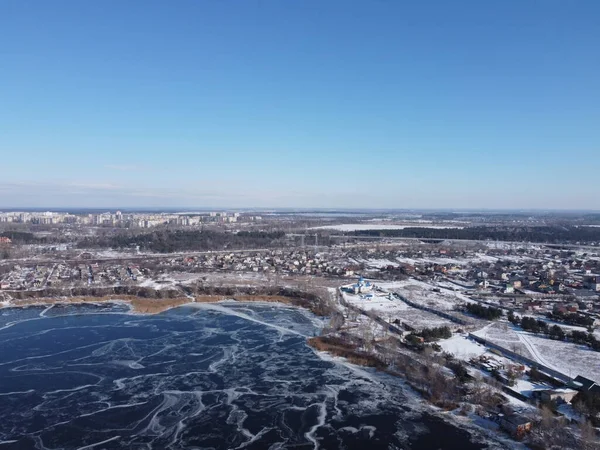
xmin=1 ymin=1 xmax=599 ymax=209
xmin=1 ymin=206 xmax=599 ymax=214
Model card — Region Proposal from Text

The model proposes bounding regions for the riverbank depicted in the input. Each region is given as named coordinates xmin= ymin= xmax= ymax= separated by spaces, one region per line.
xmin=306 ymin=337 xmax=526 ymax=450
xmin=307 ymin=335 xmax=458 ymax=408
xmin=1 ymin=286 xmax=333 ymax=316
xmin=307 ymin=335 xmax=387 ymax=369
xmin=3 ymin=295 xmax=192 ymax=314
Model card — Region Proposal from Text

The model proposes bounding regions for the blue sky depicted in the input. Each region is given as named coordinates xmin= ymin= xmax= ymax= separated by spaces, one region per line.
xmin=1 ymin=1 xmax=598 ymax=209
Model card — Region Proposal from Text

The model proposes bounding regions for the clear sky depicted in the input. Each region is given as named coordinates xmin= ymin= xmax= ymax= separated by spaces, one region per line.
xmin=1 ymin=1 xmax=598 ymax=210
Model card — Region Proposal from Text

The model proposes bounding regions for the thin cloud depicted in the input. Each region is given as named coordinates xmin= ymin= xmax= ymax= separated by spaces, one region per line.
xmin=67 ymin=182 xmax=122 ymax=191
xmin=104 ymin=164 xmax=149 ymax=172
xmin=0 ymin=181 xmax=256 ymax=205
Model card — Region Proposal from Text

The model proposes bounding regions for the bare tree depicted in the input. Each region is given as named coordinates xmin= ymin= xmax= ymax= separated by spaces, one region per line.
xmin=328 ymin=312 xmax=344 ymax=332
xmin=580 ymin=420 xmax=598 ymax=450
xmin=539 ymin=405 xmax=555 ymax=433
xmin=359 ymin=319 xmax=375 ymax=352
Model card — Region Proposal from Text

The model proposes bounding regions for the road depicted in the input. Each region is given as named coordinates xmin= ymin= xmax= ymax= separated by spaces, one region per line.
xmin=517 ymin=331 xmax=563 ymax=374
xmin=42 ymin=263 xmax=57 ymax=288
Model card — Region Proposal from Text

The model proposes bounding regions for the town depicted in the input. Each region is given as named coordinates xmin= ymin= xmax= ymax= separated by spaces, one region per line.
xmin=2 ymin=209 xmax=600 ymax=448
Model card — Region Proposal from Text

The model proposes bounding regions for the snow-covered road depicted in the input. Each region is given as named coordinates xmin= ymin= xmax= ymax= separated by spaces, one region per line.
xmin=517 ymin=332 xmax=563 ymax=374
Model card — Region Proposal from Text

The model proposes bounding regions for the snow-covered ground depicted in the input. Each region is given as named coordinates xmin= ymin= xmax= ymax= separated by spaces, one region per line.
xmin=341 ymin=290 xmax=454 ymax=331
xmin=473 ymin=322 xmax=533 ymax=359
xmin=439 ymin=335 xmax=525 ymax=385
xmin=393 ymin=253 xmax=535 ymax=267
xmin=138 ymin=279 xmax=169 ymax=289
xmin=88 ymin=249 xmax=139 ymax=258
xmin=439 ymin=335 xmax=487 ymax=359
xmin=396 ymin=308 xmax=456 ymax=331
xmin=379 ymin=280 xmax=471 ymax=311
xmin=512 ymin=378 xmax=549 ymax=398
xmin=342 ymin=291 xmax=411 ymax=314
xmin=440 ymin=334 xmax=555 ymax=405
xmin=520 ymin=333 xmax=600 ymax=383
xmin=473 ymin=322 xmax=600 ymax=383
xmin=360 ymin=258 xmax=400 ymax=269
xmin=361 ymin=254 xmax=533 ymax=268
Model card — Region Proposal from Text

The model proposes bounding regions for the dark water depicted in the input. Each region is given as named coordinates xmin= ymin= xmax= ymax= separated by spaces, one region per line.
xmin=0 ymin=303 xmax=504 ymax=449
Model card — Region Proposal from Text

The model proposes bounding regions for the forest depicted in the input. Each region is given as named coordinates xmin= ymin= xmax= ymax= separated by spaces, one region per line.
xmin=465 ymin=303 xmax=503 ymax=320
xmin=0 ymin=231 xmax=39 ymax=244
xmin=351 ymin=225 xmax=600 ymax=244
xmin=77 ymin=229 xmax=287 ymax=252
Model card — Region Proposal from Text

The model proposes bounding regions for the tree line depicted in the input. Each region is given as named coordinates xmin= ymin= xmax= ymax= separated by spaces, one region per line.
xmin=351 ymin=225 xmax=600 ymax=244
xmin=77 ymin=230 xmax=286 ymax=253
xmin=547 ymin=311 xmax=595 ymax=328
xmin=466 ymin=303 xmax=503 ymax=320
xmin=508 ymin=312 xmax=600 ymax=351
xmin=0 ymin=231 xmax=39 ymax=244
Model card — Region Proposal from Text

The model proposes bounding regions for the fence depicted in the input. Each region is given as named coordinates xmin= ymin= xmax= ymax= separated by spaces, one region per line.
xmin=338 ymin=290 xmax=406 ymax=335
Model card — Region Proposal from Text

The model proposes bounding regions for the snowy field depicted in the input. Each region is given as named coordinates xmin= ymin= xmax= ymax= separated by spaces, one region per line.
xmin=341 ymin=291 xmax=454 ymax=331
xmin=521 ymin=333 xmax=600 ymax=383
xmin=439 ymin=335 xmax=522 ymax=381
xmin=473 ymin=322 xmax=534 ymax=359
xmin=89 ymin=249 xmax=139 ymax=258
xmin=378 ymin=280 xmax=471 ymax=311
xmin=473 ymin=322 xmax=600 ymax=383
xmin=393 ymin=253 xmax=535 ymax=267
xmin=398 ymin=308 xmax=457 ymax=331
xmin=439 ymin=335 xmax=487 ymax=359
xmin=342 ymin=291 xmax=411 ymax=315
xmin=360 ymin=258 xmax=400 ymax=269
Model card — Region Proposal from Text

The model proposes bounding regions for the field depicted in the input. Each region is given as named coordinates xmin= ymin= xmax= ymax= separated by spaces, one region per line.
xmin=473 ymin=322 xmax=600 ymax=383
xmin=341 ymin=291 xmax=455 ymax=331
xmin=473 ymin=322 xmax=535 ymax=360
xmin=439 ymin=335 xmax=487 ymax=359
xmin=393 ymin=253 xmax=536 ymax=267
xmin=522 ymin=333 xmax=600 ymax=383
xmin=379 ymin=280 xmax=470 ymax=311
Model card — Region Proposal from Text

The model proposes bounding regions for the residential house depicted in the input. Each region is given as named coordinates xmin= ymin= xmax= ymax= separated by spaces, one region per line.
xmin=584 ymin=275 xmax=600 ymax=292
xmin=503 ymin=284 xmax=515 ymax=294
xmin=571 ymin=375 xmax=600 ymax=394
xmin=509 ymin=277 xmax=523 ymax=289
xmin=537 ymin=388 xmax=578 ymax=404
xmin=498 ymin=413 xmax=533 ymax=438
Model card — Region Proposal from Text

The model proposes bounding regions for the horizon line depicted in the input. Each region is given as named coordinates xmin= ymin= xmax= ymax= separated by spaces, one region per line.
xmin=1 ymin=207 xmax=600 ymax=214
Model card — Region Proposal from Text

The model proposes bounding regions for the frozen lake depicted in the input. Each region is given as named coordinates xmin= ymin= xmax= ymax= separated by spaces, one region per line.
xmin=0 ymin=303 xmax=504 ymax=449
